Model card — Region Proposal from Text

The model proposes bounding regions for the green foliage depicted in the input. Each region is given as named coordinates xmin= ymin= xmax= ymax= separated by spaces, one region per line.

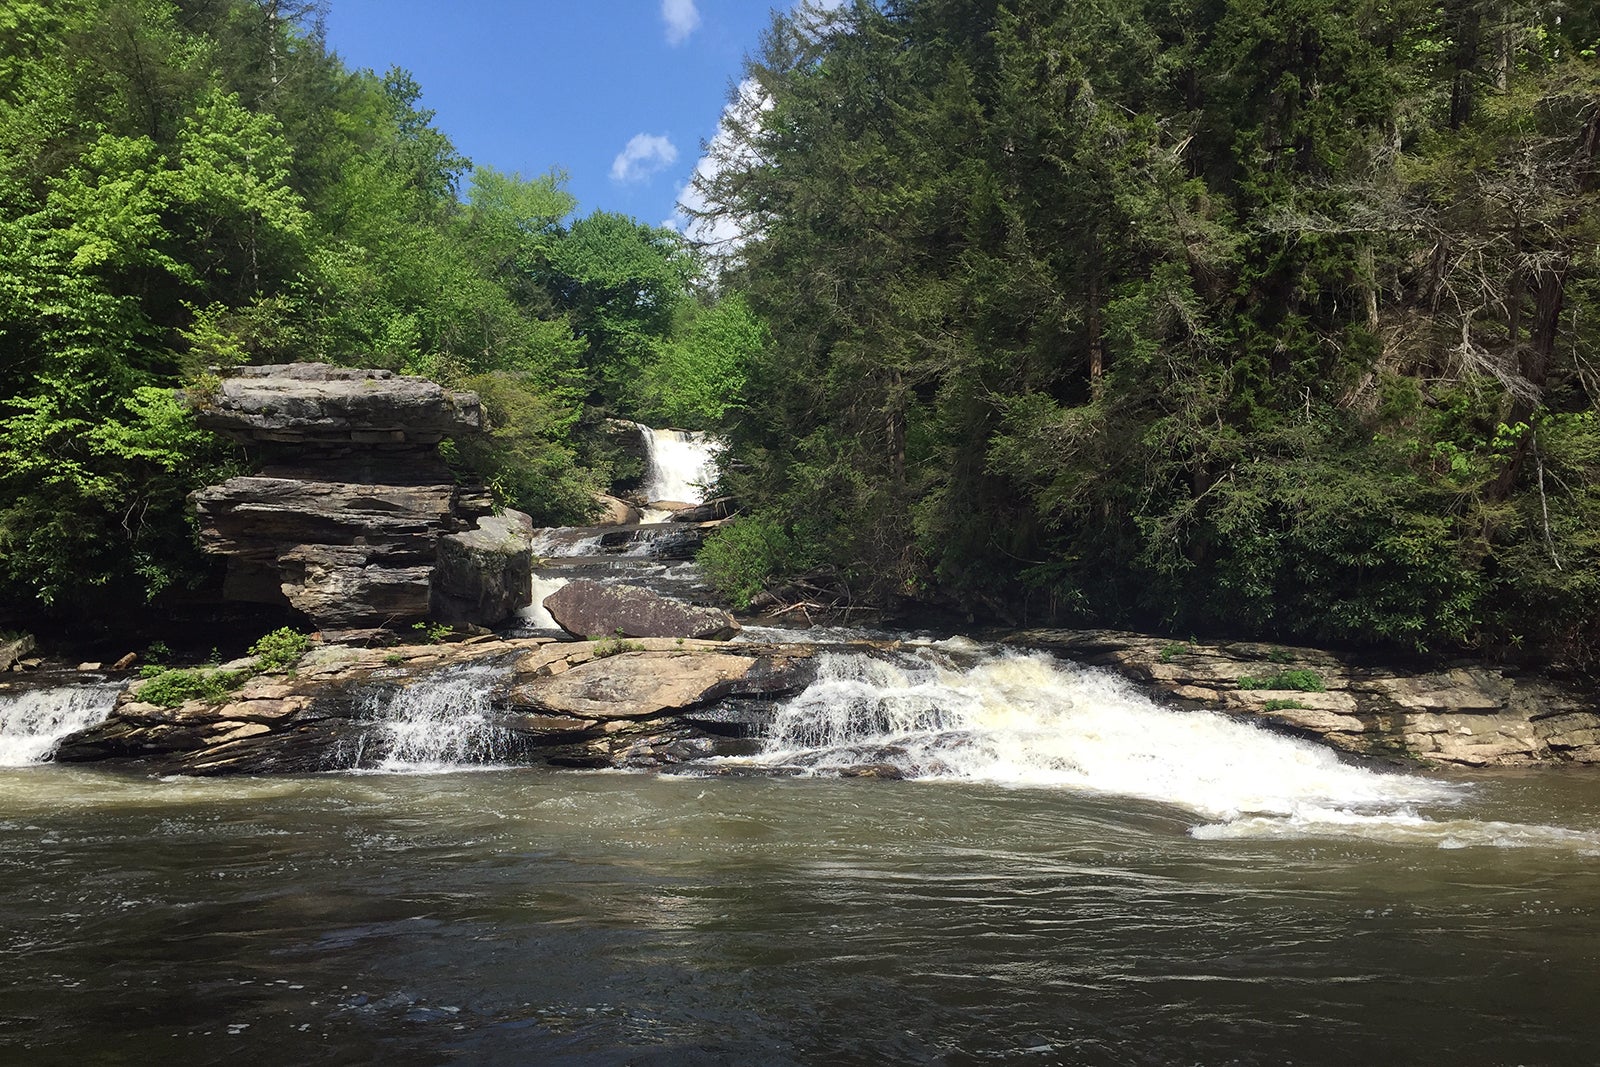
xmin=135 ymin=666 xmax=249 ymax=708
xmin=1261 ymin=699 xmax=1310 ymax=712
xmin=697 ymin=514 xmax=819 ymax=611
xmin=694 ymin=0 xmax=1600 ymax=666
xmin=248 ymin=627 xmax=310 ymax=673
xmin=1158 ymin=642 xmax=1193 ymax=664
xmin=411 ymin=621 xmax=454 ymax=644
xmin=1238 ymin=670 xmax=1326 ymax=693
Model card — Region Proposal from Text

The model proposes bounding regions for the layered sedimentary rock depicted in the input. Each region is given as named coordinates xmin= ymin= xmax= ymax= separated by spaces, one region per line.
xmin=52 ymin=636 xmax=814 ymax=775
xmin=190 ymin=363 xmax=532 ymax=632
xmin=1008 ymin=629 xmax=1600 ymax=767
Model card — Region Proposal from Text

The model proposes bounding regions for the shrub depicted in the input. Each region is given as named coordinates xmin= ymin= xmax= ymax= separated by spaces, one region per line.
xmin=248 ymin=627 xmax=310 ymax=672
xmin=1238 ymin=669 xmax=1326 ymax=692
xmin=136 ymin=667 xmax=250 ymax=708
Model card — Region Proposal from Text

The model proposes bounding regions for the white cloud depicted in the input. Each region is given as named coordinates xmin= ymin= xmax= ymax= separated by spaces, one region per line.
xmin=662 ymin=0 xmax=700 ymax=46
xmin=670 ymin=79 xmax=771 ymax=265
xmin=610 ymin=133 xmax=679 ymax=183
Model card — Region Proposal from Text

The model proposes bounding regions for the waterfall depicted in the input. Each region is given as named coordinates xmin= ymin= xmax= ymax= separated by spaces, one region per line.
xmin=352 ymin=664 xmax=513 ymax=772
xmin=518 ymin=574 xmax=570 ymax=629
xmin=734 ymin=643 xmax=1599 ymax=848
xmin=636 ymin=424 xmax=720 ymax=506
xmin=0 ymin=681 xmax=123 ymax=766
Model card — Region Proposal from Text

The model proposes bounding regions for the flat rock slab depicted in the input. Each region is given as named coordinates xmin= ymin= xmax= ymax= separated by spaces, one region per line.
xmin=196 ymin=363 xmax=482 ymax=445
xmin=543 ymin=579 xmax=739 ymax=640
xmin=508 ymin=646 xmax=812 ymax=720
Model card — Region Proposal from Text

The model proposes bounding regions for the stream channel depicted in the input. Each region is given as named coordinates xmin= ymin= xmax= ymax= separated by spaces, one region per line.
xmin=2 ymin=428 xmax=1597 ymax=1065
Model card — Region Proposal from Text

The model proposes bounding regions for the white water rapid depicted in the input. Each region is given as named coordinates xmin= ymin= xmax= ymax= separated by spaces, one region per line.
xmin=0 ymin=681 xmax=122 ymax=766
xmin=352 ymin=664 xmax=513 ymax=772
xmin=742 ymin=642 xmax=1600 ymax=851
xmin=636 ymin=424 xmax=720 ymax=508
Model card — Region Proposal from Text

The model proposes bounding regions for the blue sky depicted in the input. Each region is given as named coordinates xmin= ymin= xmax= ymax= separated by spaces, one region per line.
xmin=322 ymin=1 xmax=781 ymax=228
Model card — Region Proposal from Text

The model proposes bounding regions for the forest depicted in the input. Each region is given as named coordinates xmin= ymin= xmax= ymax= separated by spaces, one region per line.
xmin=2 ymin=0 xmax=1598 ymax=670
xmin=694 ymin=0 xmax=1600 ymax=668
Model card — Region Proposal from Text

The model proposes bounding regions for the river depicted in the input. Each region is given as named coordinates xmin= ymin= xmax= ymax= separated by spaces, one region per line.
xmin=1 ymin=759 xmax=1597 ymax=1065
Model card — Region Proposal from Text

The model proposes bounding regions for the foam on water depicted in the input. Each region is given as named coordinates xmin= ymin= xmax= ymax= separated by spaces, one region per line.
xmin=744 ymin=647 xmax=1591 ymax=849
xmin=518 ymin=575 xmax=570 ymax=630
xmin=0 ymin=681 xmax=123 ymax=766
xmin=352 ymin=664 xmax=513 ymax=772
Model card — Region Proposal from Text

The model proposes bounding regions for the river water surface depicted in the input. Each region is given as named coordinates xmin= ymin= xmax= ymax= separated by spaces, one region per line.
xmin=3 ymin=759 xmax=1597 ymax=1065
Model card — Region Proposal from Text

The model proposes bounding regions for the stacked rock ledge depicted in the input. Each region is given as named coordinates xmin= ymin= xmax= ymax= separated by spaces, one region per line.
xmin=189 ymin=363 xmax=532 ymax=634
xmin=1006 ymin=629 xmax=1600 ymax=768
xmin=52 ymin=635 xmax=817 ymax=775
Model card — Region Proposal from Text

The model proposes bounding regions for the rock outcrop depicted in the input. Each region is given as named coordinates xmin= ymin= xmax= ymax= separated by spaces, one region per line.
xmin=53 ymin=635 xmax=813 ymax=775
xmin=1008 ymin=629 xmax=1600 ymax=767
xmin=543 ymin=579 xmax=740 ymax=640
xmin=190 ymin=364 xmax=533 ymax=633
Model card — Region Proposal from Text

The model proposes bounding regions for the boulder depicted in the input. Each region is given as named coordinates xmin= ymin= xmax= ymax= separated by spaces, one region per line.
xmin=187 ymin=363 xmax=523 ymax=633
xmin=543 ymin=579 xmax=740 ymax=640
xmin=0 ymin=632 xmax=34 ymax=673
xmin=431 ymin=511 xmax=536 ymax=626
xmin=591 ymin=494 xmax=642 ymax=526
xmin=276 ymin=545 xmax=433 ymax=629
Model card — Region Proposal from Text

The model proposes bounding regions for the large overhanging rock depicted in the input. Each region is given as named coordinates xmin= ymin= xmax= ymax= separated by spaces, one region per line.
xmin=543 ymin=579 xmax=739 ymax=640
xmin=187 ymin=362 xmax=528 ymax=633
xmin=195 ymin=363 xmax=482 ymax=447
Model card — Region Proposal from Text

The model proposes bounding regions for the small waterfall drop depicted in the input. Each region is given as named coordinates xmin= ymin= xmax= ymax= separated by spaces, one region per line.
xmin=636 ymin=424 xmax=720 ymax=506
xmin=352 ymin=664 xmax=513 ymax=772
xmin=0 ymin=681 xmax=123 ymax=766
xmin=741 ymin=644 xmax=1600 ymax=849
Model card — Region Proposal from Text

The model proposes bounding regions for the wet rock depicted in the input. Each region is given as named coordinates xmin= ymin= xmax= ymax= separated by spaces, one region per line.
xmin=543 ymin=579 xmax=739 ymax=640
xmin=52 ymin=635 xmax=816 ymax=777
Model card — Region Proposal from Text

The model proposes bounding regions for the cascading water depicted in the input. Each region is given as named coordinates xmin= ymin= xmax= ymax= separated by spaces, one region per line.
xmin=636 ymin=423 xmax=720 ymax=508
xmin=743 ymin=641 xmax=1600 ymax=850
xmin=349 ymin=664 xmax=513 ymax=772
xmin=0 ymin=680 xmax=123 ymax=766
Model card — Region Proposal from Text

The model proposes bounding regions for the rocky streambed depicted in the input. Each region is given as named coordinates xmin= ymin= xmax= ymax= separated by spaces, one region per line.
xmin=31 ymin=623 xmax=1600 ymax=777
xmin=51 ymin=636 xmax=816 ymax=776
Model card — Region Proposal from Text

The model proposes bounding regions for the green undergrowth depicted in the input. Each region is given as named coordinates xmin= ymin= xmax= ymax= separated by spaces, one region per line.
xmin=134 ymin=628 xmax=311 ymax=708
xmin=1237 ymin=669 xmax=1327 ymax=692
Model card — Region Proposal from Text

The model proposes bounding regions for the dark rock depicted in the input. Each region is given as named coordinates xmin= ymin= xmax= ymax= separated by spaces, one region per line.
xmin=543 ymin=579 xmax=739 ymax=640
xmin=669 ymin=497 xmax=738 ymax=523
xmin=431 ymin=511 xmax=536 ymax=626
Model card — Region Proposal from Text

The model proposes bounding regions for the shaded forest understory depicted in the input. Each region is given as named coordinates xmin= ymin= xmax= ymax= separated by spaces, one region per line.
xmin=2 ymin=0 xmax=1598 ymax=670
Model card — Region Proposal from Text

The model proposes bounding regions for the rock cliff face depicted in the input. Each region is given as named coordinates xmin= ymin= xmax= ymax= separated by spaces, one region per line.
xmin=190 ymin=363 xmax=533 ymax=633
xmin=1008 ymin=629 xmax=1600 ymax=767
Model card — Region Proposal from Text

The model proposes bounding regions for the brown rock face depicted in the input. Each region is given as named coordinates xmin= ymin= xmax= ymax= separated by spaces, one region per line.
xmin=1008 ymin=629 xmax=1600 ymax=767
xmin=543 ymin=579 xmax=740 ymax=640
xmin=188 ymin=363 xmax=530 ymax=632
